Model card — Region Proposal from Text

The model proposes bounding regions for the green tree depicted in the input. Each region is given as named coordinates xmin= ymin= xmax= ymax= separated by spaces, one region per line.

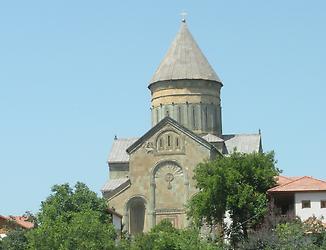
xmin=26 ymin=182 xmax=116 ymax=250
xmin=188 ymin=151 xmax=279 ymax=242
xmin=0 ymin=228 xmax=28 ymax=250
xmin=126 ymin=219 xmax=222 ymax=250
xmin=0 ymin=212 xmax=34 ymax=250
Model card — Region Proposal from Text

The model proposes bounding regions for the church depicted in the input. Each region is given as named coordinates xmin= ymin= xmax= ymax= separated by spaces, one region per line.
xmin=101 ymin=20 xmax=262 ymax=234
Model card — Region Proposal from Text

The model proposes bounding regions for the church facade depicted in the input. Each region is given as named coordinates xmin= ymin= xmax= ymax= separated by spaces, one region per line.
xmin=102 ymin=20 xmax=262 ymax=234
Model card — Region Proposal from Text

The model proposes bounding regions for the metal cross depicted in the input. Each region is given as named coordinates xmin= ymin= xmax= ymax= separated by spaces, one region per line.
xmin=180 ymin=11 xmax=187 ymax=22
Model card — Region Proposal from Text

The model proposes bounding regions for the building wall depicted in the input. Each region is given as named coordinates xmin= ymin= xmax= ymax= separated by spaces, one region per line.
xmin=109 ymin=163 xmax=129 ymax=179
xmin=112 ymin=214 xmax=122 ymax=231
xmin=107 ymin=123 xmax=212 ymax=233
xmin=295 ymin=192 xmax=326 ymax=222
xmin=149 ymin=79 xmax=222 ymax=136
xmin=152 ymin=103 xmax=221 ymax=136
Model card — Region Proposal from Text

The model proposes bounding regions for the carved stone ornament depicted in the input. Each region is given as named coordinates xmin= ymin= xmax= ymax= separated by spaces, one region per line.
xmin=165 ymin=173 xmax=174 ymax=189
xmin=155 ymin=162 xmax=183 ymax=190
xmin=144 ymin=141 xmax=154 ymax=153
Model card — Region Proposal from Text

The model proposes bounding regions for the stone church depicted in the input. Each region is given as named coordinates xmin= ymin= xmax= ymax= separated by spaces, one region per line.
xmin=102 ymin=20 xmax=262 ymax=234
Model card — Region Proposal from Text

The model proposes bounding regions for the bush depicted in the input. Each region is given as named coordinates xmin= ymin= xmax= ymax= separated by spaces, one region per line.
xmin=121 ymin=219 xmax=223 ymax=250
xmin=0 ymin=228 xmax=28 ymax=250
xmin=238 ymin=219 xmax=326 ymax=250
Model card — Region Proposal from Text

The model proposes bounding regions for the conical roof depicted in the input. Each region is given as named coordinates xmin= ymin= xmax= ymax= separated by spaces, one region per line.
xmin=150 ymin=21 xmax=221 ymax=85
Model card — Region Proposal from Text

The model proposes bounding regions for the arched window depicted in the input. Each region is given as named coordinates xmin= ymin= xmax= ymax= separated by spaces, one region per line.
xmin=178 ymin=106 xmax=182 ymax=123
xmin=205 ymin=106 xmax=208 ymax=130
xmin=192 ymin=106 xmax=196 ymax=129
xmin=212 ymin=106 xmax=217 ymax=130
xmin=159 ymin=138 xmax=164 ymax=149
xmin=157 ymin=131 xmax=182 ymax=153
xmin=175 ymin=137 xmax=180 ymax=149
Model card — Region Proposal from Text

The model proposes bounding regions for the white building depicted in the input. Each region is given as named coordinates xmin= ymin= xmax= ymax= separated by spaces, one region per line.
xmin=107 ymin=208 xmax=123 ymax=234
xmin=268 ymin=176 xmax=326 ymax=223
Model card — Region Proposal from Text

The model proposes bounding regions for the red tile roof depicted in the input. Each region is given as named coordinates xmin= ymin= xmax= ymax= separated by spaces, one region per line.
xmin=11 ymin=216 xmax=34 ymax=229
xmin=276 ymin=175 xmax=303 ymax=185
xmin=269 ymin=176 xmax=326 ymax=193
xmin=0 ymin=215 xmax=34 ymax=229
xmin=276 ymin=176 xmax=295 ymax=186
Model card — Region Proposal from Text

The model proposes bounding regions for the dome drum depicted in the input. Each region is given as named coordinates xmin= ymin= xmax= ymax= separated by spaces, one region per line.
xmin=151 ymin=102 xmax=222 ymax=136
xmin=149 ymin=79 xmax=222 ymax=107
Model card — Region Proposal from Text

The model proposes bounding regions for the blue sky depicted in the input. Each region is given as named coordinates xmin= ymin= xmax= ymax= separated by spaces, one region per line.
xmin=1 ymin=1 xmax=325 ymax=215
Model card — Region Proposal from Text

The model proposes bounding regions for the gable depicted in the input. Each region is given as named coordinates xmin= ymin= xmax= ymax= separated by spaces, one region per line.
xmin=127 ymin=117 xmax=218 ymax=156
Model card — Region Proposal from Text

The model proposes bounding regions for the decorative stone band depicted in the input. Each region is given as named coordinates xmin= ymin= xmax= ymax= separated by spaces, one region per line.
xmin=155 ymin=208 xmax=185 ymax=215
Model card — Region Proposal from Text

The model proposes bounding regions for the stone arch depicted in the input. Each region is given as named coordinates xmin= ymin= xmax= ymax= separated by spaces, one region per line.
xmin=155 ymin=130 xmax=183 ymax=152
xmin=124 ymin=195 xmax=148 ymax=235
xmin=149 ymin=160 xmax=190 ymax=227
xmin=150 ymin=160 xmax=189 ymax=184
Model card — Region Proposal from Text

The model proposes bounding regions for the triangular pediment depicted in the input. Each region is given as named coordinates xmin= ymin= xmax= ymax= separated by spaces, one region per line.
xmin=126 ymin=117 xmax=217 ymax=155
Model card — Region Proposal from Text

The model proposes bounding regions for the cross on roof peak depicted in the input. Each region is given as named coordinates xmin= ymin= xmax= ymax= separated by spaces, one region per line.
xmin=180 ymin=11 xmax=187 ymax=23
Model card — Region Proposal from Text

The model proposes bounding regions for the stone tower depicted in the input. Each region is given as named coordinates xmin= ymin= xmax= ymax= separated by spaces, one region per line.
xmin=149 ymin=20 xmax=223 ymax=136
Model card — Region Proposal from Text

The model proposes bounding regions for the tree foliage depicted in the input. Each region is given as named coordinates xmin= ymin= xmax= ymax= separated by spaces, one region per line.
xmin=26 ymin=182 xmax=116 ymax=250
xmin=0 ymin=228 xmax=28 ymax=250
xmin=119 ymin=219 xmax=222 ymax=250
xmin=187 ymin=151 xmax=280 ymax=240
xmin=238 ymin=218 xmax=326 ymax=250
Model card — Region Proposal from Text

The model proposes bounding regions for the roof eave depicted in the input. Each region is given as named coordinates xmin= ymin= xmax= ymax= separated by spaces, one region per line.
xmin=148 ymin=78 xmax=223 ymax=90
xmin=108 ymin=161 xmax=129 ymax=164
xmin=268 ymin=190 xmax=326 ymax=193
